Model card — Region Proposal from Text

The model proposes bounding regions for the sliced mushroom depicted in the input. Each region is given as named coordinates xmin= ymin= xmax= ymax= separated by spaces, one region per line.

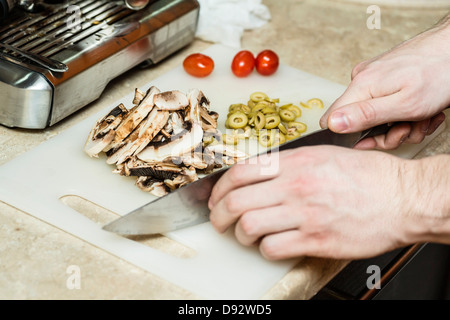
xmin=133 ymin=88 xmax=145 ymax=106
xmin=205 ymin=143 xmax=248 ymax=160
xmin=136 ymin=176 xmax=170 ymax=197
xmin=185 ymin=88 xmax=206 ymax=123
xmin=84 ymin=104 xmax=128 ymax=157
xmin=137 ymin=121 xmax=204 ymax=163
xmin=119 ymin=158 xmax=183 ymax=180
xmin=164 ymin=166 xmax=198 ymax=190
xmin=107 ymin=86 xmax=160 ymax=150
xmin=154 ymin=90 xmax=189 ymax=111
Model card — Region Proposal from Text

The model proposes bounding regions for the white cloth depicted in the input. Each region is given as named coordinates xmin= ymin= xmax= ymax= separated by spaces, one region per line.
xmin=195 ymin=0 xmax=271 ymax=48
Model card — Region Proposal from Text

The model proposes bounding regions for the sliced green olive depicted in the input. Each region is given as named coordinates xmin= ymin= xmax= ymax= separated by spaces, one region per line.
xmin=254 ymin=112 xmax=266 ymax=130
xmin=264 ymin=114 xmax=281 ymax=129
xmin=272 ymin=131 xmax=286 ymax=146
xmin=286 ymin=129 xmax=302 ymax=141
xmin=281 ymin=103 xmax=302 ymax=117
xmin=288 ymin=121 xmax=307 ymax=133
xmin=247 ymin=100 xmax=256 ymax=109
xmin=222 ymin=134 xmax=239 ymax=145
xmin=307 ymin=98 xmax=324 ymax=109
xmin=265 ymin=97 xmax=280 ymax=103
xmin=250 ymin=92 xmax=269 ymax=102
xmin=225 ymin=118 xmax=231 ymax=129
xmin=258 ymin=130 xmax=272 ymax=147
xmin=228 ymin=111 xmax=248 ymax=129
xmin=287 ymin=105 xmax=302 ymax=118
xmin=258 ymin=130 xmax=286 ymax=147
xmin=277 ymin=123 xmax=288 ymax=135
xmin=248 ymin=112 xmax=256 ymax=126
xmin=279 ymin=109 xmax=296 ymax=122
xmin=261 ymin=106 xmax=278 ymax=114
xmin=229 ymin=103 xmax=244 ymax=113
xmin=300 ymin=101 xmax=311 ymax=109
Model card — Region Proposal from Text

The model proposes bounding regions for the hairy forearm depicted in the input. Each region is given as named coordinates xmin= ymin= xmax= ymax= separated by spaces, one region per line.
xmin=406 ymin=154 xmax=450 ymax=245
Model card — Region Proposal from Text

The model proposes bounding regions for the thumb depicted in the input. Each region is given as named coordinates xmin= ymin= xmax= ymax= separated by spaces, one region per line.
xmin=327 ymin=93 xmax=405 ymax=133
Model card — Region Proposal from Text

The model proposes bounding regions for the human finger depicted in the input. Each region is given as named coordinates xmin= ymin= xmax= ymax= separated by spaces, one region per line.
xmin=403 ymin=119 xmax=430 ymax=144
xmin=353 ymin=122 xmax=412 ymax=150
xmin=426 ymin=112 xmax=446 ymax=135
xmin=325 ymin=92 xmax=410 ymax=133
xmin=208 ymin=153 xmax=279 ymax=209
xmin=209 ymin=180 xmax=285 ymax=233
xmin=234 ymin=205 xmax=302 ymax=246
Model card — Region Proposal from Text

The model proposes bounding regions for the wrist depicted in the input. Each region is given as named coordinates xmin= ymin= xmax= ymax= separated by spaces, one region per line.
xmin=402 ymin=155 xmax=450 ymax=244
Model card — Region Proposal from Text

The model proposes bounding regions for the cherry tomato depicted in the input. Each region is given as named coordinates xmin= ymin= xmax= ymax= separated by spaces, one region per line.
xmin=231 ymin=50 xmax=255 ymax=77
xmin=255 ymin=50 xmax=279 ymax=76
xmin=183 ymin=53 xmax=214 ymax=77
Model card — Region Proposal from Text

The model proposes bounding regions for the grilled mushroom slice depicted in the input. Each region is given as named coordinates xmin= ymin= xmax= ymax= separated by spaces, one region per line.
xmin=84 ymin=103 xmax=128 ymax=157
xmin=107 ymin=86 xmax=160 ymax=151
xmin=205 ymin=144 xmax=248 ymax=160
xmin=114 ymin=109 xmax=170 ymax=165
xmin=164 ymin=166 xmax=198 ymax=190
xmin=136 ymin=176 xmax=170 ymax=197
xmin=154 ymin=90 xmax=189 ymax=111
xmin=136 ymin=121 xmax=204 ymax=163
xmin=118 ymin=158 xmax=183 ymax=180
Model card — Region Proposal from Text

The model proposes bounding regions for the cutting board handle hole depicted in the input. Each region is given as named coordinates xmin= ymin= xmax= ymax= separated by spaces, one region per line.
xmin=59 ymin=195 xmax=197 ymax=259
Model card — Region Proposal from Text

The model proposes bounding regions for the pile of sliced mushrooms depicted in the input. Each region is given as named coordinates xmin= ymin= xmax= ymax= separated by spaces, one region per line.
xmin=84 ymin=86 xmax=248 ymax=197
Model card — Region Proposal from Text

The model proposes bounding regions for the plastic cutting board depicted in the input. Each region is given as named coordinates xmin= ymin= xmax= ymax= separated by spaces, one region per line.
xmin=0 ymin=44 xmax=444 ymax=299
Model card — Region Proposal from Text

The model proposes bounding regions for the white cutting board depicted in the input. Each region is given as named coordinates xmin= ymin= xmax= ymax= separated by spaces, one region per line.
xmin=0 ymin=44 xmax=443 ymax=300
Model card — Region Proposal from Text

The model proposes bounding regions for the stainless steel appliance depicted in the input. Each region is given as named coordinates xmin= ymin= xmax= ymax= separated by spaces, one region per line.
xmin=0 ymin=0 xmax=200 ymax=129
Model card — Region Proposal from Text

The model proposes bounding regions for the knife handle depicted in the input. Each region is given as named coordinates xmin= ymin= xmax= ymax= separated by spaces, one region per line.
xmin=360 ymin=107 xmax=448 ymax=140
xmin=360 ymin=123 xmax=392 ymax=140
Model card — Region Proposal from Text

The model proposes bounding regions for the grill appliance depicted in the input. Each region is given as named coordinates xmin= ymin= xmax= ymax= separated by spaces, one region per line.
xmin=0 ymin=0 xmax=199 ymax=129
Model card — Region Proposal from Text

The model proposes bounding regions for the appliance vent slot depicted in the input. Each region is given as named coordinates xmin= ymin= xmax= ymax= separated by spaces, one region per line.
xmin=0 ymin=0 xmax=135 ymax=59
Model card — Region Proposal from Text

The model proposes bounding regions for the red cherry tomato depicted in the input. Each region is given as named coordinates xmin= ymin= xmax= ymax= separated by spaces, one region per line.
xmin=255 ymin=50 xmax=279 ymax=76
xmin=183 ymin=53 xmax=214 ymax=77
xmin=231 ymin=50 xmax=255 ymax=77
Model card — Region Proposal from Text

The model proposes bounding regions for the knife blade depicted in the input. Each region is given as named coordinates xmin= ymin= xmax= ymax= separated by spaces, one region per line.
xmin=102 ymin=123 xmax=391 ymax=235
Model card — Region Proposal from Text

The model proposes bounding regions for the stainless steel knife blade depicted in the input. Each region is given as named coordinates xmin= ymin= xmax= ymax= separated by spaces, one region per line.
xmin=102 ymin=123 xmax=391 ymax=235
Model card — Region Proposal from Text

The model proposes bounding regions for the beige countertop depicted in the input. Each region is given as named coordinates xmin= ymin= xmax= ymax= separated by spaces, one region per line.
xmin=1 ymin=0 xmax=449 ymax=300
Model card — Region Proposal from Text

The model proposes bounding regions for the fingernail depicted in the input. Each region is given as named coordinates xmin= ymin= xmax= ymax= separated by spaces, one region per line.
xmin=329 ymin=112 xmax=350 ymax=132
xmin=430 ymin=113 xmax=446 ymax=133
xmin=400 ymin=134 xmax=408 ymax=144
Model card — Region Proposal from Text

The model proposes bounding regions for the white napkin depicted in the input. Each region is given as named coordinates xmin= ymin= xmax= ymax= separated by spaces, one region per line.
xmin=195 ymin=0 xmax=271 ymax=48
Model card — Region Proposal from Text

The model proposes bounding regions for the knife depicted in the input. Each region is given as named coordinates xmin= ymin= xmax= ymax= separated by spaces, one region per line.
xmin=102 ymin=123 xmax=392 ymax=235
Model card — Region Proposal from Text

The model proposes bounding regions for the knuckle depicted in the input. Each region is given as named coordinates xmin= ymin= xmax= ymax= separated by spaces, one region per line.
xmin=238 ymin=213 xmax=259 ymax=237
xmin=227 ymin=164 xmax=246 ymax=185
xmin=351 ymin=61 xmax=366 ymax=79
xmin=223 ymin=191 xmax=243 ymax=216
xmin=358 ymin=100 xmax=378 ymax=124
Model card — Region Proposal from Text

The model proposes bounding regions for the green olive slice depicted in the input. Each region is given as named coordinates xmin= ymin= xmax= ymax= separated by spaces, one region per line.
xmin=254 ymin=112 xmax=266 ymax=130
xmin=288 ymin=121 xmax=307 ymax=133
xmin=228 ymin=111 xmax=248 ymax=129
xmin=258 ymin=130 xmax=272 ymax=147
xmin=264 ymin=114 xmax=281 ymax=129
xmin=250 ymin=92 xmax=269 ymax=102
xmin=278 ymin=123 xmax=288 ymax=135
xmin=286 ymin=129 xmax=302 ymax=141
xmin=279 ymin=109 xmax=296 ymax=122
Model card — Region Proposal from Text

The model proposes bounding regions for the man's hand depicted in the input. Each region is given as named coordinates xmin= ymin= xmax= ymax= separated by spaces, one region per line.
xmin=320 ymin=21 xmax=450 ymax=150
xmin=208 ymin=146 xmax=428 ymax=260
